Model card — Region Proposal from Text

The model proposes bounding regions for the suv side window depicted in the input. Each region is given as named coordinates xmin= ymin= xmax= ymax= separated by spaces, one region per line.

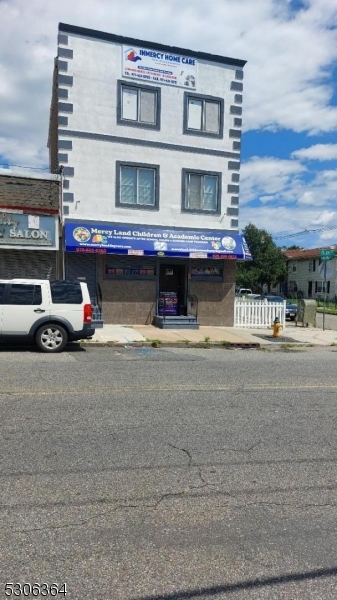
xmin=7 ymin=284 xmax=42 ymax=305
xmin=0 ymin=283 xmax=5 ymax=303
xmin=50 ymin=281 xmax=83 ymax=304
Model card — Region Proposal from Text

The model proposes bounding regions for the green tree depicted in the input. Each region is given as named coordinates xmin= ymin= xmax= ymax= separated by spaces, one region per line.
xmin=237 ymin=223 xmax=287 ymax=293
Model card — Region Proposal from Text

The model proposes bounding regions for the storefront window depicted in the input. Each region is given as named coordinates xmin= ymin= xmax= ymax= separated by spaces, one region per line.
xmin=190 ymin=263 xmax=224 ymax=281
xmin=105 ymin=258 xmax=156 ymax=279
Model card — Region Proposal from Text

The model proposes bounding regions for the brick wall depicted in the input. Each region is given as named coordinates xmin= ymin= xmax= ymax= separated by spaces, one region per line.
xmin=0 ymin=175 xmax=60 ymax=212
xmin=101 ymin=278 xmax=157 ymax=324
xmin=98 ymin=259 xmax=236 ymax=325
xmin=189 ymin=261 xmax=236 ymax=326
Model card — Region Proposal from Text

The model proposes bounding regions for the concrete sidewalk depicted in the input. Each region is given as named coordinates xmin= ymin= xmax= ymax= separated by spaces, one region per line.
xmin=84 ymin=323 xmax=337 ymax=347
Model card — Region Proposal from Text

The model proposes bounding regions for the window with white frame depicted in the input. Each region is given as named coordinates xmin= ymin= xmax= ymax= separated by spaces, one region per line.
xmin=315 ymin=280 xmax=330 ymax=294
xmin=182 ymin=169 xmax=221 ymax=213
xmin=117 ymin=81 xmax=160 ymax=129
xmin=184 ymin=93 xmax=224 ymax=138
xmin=308 ymin=259 xmax=316 ymax=272
xmin=116 ymin=162 xmax=159 ymax=209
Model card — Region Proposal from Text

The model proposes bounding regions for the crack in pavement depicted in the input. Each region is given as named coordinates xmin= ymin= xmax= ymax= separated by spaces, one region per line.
xmin=168 ymin=442 xmax=209 ymax=487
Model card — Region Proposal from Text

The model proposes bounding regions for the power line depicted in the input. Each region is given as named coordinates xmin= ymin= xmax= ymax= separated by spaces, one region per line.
xmin=274 ymin=223 xmax=337 ymax=240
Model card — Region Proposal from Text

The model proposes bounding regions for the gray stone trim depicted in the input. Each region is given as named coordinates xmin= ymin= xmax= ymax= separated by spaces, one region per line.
xmin=58 ymin=60 xmax=68 ymax=72
xmin=58 ymin=116 xmax=68 ymax=126
xmin=58 ymin=153 xmax=68 ymax=163
xmin=58 ymin=47 xmax=73 ymax=59
xmin=63 ymin=205 xmax=70 ymax=216
xmin=58 ymin=34 xmax=68 ymax=45
xmin=63 ymin=192 xmax=74 ymax=202
xmin=231 ymin=196 xmax=239 ymax=205
xmin=63 ymin=179 xmax=70 ymax=190
xmin=231 ymin=173 xmax=240 ymax=183
xmin=117 ymin=80 xmax=161 ymax=131
xmin=230 ymin=105 xmax=242 ymax=115
xmin=228 ymin=161 xmax=240 ymax=170
xmin=227 ymin=184 xmax=240 ymax=194
xmin=181 ymin=168 xmax=222 ymax=215
xmin=116 ymin=161 xmax=160 ymax=211
xmin=235 ymin=70 xmax=244 ymax=80
xmin=227 ymin=207 xmax=239 ymax=216
xmin=63 ymin=167 xmax=74 ymax=177
xmin=58 ymin=129 xmax=240 ymax=159
xmin=234 ymin=117 xmax=242 ymax=127
xmin=183 ymin=92 xmax=224 ymax=139
xmin=58 ymin=74 xmax=73 ymax=86
xmin=234 ymin=94 xmax=243 ymax=104
xmin=58 ymin=88 xmax=68 ymax=100
xmin=229 ymin=129 xmax=242 ymax=139
xmin=231 ymin=219 xmax=239 ymax=228
xmin=58 ymin=102 xmax=73 ymax=113
xmin=230 ymin=81 xmax=243 ymax=92
xmin=58 ymin=139 xmax=72 ymax=150
xmin=233 ymin=141 xmax=241 ymax=151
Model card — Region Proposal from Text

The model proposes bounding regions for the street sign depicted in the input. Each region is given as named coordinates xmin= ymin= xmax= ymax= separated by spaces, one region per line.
xmin=318 ymin=260 xmax=335 ymax=279
xmin=319 ymin=249 xmax=335 ymax=261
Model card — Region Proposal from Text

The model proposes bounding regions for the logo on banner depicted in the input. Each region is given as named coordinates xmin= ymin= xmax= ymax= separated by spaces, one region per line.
xmin=221 ymin=236 xmax=236 ymax=251
xmin=125 ymin=48 xmax=141 ymax=62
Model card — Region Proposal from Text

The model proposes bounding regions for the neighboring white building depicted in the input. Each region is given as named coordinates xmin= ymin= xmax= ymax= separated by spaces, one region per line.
xmin=48 ymin=23 xmax=250 ymax=326
xmin=284 ymin=247 xmax=337 ymax=299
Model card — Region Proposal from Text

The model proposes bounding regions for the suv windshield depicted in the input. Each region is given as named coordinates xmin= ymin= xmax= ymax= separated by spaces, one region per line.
xmin=50 ymin=281 xmax=83 ymax=304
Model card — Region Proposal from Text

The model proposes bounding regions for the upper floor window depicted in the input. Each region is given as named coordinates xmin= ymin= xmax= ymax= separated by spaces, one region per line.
xmin=290 ymin=261 xmax=297 ymax=272
xmin=183 ymin=92 xmax=224 ymax=138
xmin=117 ymin=81 xmax=161 ymax=130
xmin=116 ymin=161 xmax=159 ymax=210
xmin=182 ymin=169 xmax=221 ymax=214
xmin=309 ymin=259 xmax=316 ymax=272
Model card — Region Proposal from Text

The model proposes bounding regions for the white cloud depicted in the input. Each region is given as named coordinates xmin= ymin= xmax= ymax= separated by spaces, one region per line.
xmin=240 ymin=156 xmax=306 ymax=204
xmin=311 ymin=210 xmax=336 ymax=225
xmin=292 ymin=144 xmax=337 ymax=161
xmin=1 ymin=0 xmax=337 ymax=167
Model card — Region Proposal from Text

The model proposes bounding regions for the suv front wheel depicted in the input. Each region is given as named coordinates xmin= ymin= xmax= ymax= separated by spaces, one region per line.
xmin=35 ymin=324 xmax=68 ymax=353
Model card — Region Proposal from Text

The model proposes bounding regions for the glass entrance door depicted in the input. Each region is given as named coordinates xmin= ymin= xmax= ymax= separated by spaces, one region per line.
xmin=158 ymin=264 xmax=187 ymax=316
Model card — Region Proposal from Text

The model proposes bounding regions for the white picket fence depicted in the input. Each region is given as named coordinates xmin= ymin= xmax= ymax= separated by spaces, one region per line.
xmin=234 ymin=299 xmax=286 ymax=328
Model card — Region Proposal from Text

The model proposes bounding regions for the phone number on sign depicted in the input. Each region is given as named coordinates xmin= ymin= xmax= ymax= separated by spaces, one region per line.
xmin=5 ymin=583 xmax=67 ymax=596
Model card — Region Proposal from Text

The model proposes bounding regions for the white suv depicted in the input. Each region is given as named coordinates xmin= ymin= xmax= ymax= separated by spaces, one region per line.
xmin=0 ymin=279 xmax=95 ymax=353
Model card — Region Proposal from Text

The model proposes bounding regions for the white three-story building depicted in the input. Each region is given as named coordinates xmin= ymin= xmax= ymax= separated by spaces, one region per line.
xmin=48 ymin=23 xmax=250 ymax=327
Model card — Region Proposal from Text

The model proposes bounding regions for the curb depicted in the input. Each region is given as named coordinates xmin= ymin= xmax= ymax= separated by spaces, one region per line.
xmin=79 ymin=340 xmax=261 ymax=349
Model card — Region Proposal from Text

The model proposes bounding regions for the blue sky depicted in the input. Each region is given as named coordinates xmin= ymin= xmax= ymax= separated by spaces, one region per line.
xmin=0 ymin=0 xmax=337 ymax=249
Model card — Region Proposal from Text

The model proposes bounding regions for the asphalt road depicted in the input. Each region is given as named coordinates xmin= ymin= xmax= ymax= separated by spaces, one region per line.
xmin=1 ymin=345 xmax=337 ymax=600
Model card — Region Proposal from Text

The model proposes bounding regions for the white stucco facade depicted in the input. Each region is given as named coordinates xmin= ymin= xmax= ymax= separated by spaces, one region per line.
xmin=53 ymin=24 xmax=245 ymax=230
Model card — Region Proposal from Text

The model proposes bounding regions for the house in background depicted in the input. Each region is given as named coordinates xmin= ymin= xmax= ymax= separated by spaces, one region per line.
xmin=48 ymin=22 xmax=251 ymax=327
xmin=284 ymin=247 xmax=337 ymax=299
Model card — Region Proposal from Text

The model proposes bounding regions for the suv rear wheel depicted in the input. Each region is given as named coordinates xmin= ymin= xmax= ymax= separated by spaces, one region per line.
xmin=35 ymin=324 xmax=68 ymax=353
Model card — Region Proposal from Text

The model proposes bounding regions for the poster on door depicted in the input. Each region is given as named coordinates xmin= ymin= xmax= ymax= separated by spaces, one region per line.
xmin=158 ymin=291 xmax=178 ymax=315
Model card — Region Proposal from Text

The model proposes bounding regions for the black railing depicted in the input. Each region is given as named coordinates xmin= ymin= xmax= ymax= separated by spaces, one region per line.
xmin=92 ymin=283 xmax=103 ymax=323
xmin=187 ymin=294 xmax=199 ymax=322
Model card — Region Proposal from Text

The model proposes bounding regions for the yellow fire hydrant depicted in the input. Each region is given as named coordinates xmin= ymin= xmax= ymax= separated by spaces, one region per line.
xmin=271 ymin=316 xmax=283 ymax=338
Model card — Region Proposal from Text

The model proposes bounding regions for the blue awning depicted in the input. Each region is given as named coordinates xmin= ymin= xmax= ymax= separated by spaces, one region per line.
xmin=64 ymin=222 xmax=252 ymax=260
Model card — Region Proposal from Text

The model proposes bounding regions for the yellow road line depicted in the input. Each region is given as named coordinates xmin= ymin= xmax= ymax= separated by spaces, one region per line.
xmin=1 ymin=383 xmax=337 ymax=396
